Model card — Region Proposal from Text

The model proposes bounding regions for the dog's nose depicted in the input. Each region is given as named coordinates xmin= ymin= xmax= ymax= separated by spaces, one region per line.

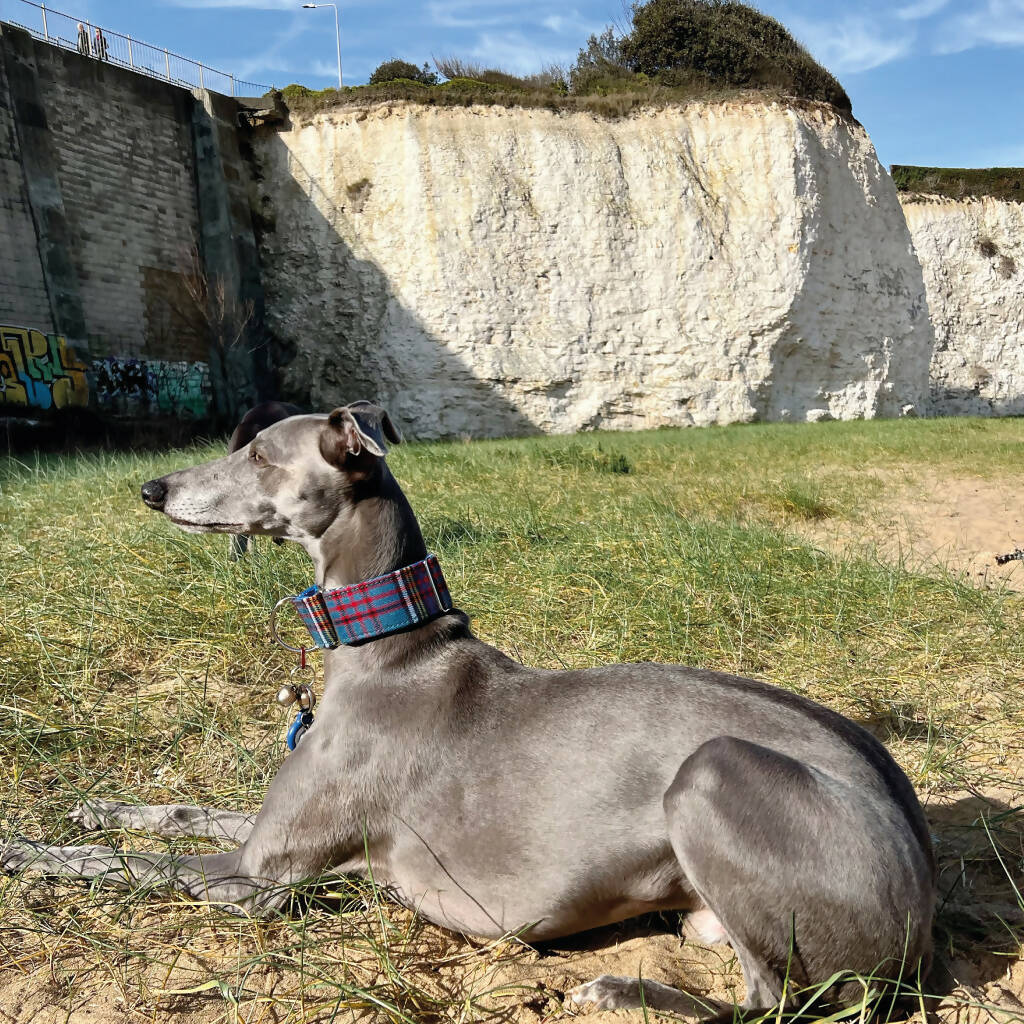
xmin=141 ymin=478 xmax=168 ymax=510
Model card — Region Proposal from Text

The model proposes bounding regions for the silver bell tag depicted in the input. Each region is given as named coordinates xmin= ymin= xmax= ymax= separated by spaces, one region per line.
xmin=276 ymin=682 xmax=315 ymax=710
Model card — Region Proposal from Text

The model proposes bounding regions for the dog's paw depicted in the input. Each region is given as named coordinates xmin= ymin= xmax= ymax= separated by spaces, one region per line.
xmin=68 ymin=798 xmax=120 ymax=830
xmin=569 ymin=976 xmax=719 ymax=1018
xmin=569 ymin=975 xmax=644 ymax=1012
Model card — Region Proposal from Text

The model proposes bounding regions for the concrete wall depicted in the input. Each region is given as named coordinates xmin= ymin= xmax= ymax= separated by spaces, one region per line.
xmin=0 ymin=24 xmax=266 ymax=427
xmin=0 ymin=39 xmax=52 ymax=332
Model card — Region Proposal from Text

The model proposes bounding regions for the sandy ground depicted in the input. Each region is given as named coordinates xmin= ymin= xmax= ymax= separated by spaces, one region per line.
xmin=3 ymin=473 xmax=1023 ymax=1024
xmin=802 ymin=471 xmax=1024 ymax=591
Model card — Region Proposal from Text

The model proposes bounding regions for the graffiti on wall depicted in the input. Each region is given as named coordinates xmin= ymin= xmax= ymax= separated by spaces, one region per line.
xmin=90 ymin=357 xmax=211 ymax=418
xmin=0 ymin=325 xmax=89 ymax=409
xmin=0 ymin=324 xmax=211 ymax=418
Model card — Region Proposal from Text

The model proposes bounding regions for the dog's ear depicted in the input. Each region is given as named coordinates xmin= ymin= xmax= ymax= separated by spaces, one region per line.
xmin=319 ymin=402 xmax=401 ymax=468
xmin=347 ymin=400 xmax=402 ymax=448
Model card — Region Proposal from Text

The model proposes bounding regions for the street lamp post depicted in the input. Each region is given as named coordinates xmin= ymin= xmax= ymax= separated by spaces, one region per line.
xmin=301 ymin=3 xmax=342 ymax=89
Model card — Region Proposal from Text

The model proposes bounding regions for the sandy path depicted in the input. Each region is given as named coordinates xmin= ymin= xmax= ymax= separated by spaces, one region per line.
xmin=804 ymin=472 xmax=1024 ymax=590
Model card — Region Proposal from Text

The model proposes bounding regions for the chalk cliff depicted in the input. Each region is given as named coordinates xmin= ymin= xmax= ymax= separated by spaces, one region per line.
xmin=900 ymin=196 xmax=1024 ymax=416
xmin=252 ymin=100 xmax=933 ymax=438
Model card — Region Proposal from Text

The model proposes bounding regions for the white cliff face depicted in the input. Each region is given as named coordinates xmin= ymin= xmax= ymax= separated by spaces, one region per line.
xmin=901 ymin=197 xmax=1024 ymax=416
xmin=253 ymin=100 xmax=932 ymax=438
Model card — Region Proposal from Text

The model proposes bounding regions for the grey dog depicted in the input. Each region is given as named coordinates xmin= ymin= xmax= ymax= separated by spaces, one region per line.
xmin=2 ymin=402 xmax=936 ymax=1018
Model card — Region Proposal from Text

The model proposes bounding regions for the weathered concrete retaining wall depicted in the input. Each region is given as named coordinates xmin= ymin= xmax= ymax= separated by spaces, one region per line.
xmin=252 ymin=101 xmax=933 ymax=439
xmin=0 ymin=24 xmax=265 ymax=424
xmin=900 ymin=195 xmax=1024 ymax=416
xmin=0 ymin=31 xmax=56 ymax=334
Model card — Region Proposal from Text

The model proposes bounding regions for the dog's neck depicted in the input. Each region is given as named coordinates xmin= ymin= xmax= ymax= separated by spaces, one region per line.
xmin=301 ymin=464 xmax=469 ymax=679
xmin=308 ymin=465 xmax=428 ymax=590
xmin=297 ymin=461 xmax=471 ymax=679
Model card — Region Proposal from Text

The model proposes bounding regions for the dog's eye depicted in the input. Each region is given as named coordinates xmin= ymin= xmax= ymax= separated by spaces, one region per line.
xmin=250 ymin=449 xmax=265 ymax=466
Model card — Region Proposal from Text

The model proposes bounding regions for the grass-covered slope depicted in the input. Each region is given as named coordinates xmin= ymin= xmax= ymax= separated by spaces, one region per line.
xmin=277 ymin=75 xmax=838 ymax=122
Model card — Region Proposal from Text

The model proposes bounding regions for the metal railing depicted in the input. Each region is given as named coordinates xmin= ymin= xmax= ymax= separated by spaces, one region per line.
xmin=3 ymin=0 xmax=270 ymax=97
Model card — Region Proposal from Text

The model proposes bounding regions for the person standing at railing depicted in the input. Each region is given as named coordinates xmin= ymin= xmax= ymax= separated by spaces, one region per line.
xmin=93 ymin=27 xmax=108 ymax=61
xmin=76 ymin=23 xmax=89 ymax=56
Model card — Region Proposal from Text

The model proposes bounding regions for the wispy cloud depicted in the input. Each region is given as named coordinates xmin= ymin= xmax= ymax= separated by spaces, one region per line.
xmin=468 ymin=30 xmax=577 ymax=73
xmin=229 ymin=12 xmax=308 ymax=78
xmin=790 ymin=15 xmax=914 ymax=73
xmin=164 ymin=0 xmax=315 ymax=8
xmin=933 ymin=0 xmax=1024 ymax=52
xmin=427 ymin=1 xmax=524 ymax=30
xmin=163 ymin=0 xmax=377 ymax=8
xmin=541 ymin=11 xmax=596 ymax=36
xmin=895 ymin=0 xmax=951 ymax=20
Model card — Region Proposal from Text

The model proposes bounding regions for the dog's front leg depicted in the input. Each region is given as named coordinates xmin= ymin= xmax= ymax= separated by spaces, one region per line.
xmin=69 ymin=799 xmax=255 ymax=842
xmin=4 ymin=750 xmax=334 ymax=914
xmin=0 ymin=839 xmax=295 ymax=914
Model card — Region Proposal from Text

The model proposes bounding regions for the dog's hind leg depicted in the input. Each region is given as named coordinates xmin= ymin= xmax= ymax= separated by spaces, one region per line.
xmin=664 ymin=736 xmax=928 ymax=1015
xmin=574 ymin=736 xmax=930 ymax=1019
xmin=69 ymin=799 xmax=255 ymax=843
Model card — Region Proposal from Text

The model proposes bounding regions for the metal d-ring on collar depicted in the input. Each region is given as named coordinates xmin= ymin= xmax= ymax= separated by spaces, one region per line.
xmin=270 ymin=595 xmax=306 ymax=653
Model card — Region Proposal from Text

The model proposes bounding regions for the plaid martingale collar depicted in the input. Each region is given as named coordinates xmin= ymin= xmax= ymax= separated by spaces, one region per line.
xmin=284 ymin=555 xmax=453 ymax=649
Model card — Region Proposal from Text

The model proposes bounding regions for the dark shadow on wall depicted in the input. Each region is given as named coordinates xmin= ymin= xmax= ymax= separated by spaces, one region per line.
xmin=929 ymin=385 xmax=1024 ymax=419
xmin=246 ymin=126 xmax=538 ymax=440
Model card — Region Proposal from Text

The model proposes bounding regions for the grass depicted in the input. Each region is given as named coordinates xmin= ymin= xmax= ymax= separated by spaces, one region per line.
xmin=276 ymin=78 xmax=846 ymax=125
xmin=891 ymin=165 xmax=1024 ymax=202
xmin=278 ymin=2 xmax=854 ymax=124
xmin=2 ymin=417 xmax=1024 ymax=1022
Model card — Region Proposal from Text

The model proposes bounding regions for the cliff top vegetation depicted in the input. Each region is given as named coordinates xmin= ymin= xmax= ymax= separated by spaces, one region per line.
xmin=892 ymin=165 xmax=1024 ymax=202
xmin=279 ymin=0 xmax=850 ymax=121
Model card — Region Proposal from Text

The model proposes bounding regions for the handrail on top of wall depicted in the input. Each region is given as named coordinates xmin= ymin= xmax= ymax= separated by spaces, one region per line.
xmin=3 ymin=0 xmax=271 ymax=97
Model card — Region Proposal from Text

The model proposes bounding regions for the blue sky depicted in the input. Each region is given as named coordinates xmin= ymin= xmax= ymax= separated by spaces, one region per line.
xmin=2 ymin=0 xmax=1022 ymax=169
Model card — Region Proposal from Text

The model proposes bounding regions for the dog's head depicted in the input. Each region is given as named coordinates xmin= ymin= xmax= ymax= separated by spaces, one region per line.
xmin=140 ymin=401 xmax=401 ymax=543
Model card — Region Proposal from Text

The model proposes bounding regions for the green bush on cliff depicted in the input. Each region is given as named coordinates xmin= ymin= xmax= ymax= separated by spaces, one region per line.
xmin=435 ymin=57 xmax=566 ymax=92
xmin=605 ymin=0 xmax=850 ymax=111
xmin=281 ymin=83 xmax=313 ymax=102
xmin=891 ymin=165 xmax=1024 ymax=202
xmin=369 ymin=59 xmax=439 ymax=86
xmin=570 ymin=26 xmax=635 ymax=94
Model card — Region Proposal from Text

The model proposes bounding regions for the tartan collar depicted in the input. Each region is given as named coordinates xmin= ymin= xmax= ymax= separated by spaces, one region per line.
xmin=274 ymin=554 xmax=453 ymax=650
